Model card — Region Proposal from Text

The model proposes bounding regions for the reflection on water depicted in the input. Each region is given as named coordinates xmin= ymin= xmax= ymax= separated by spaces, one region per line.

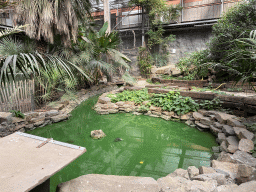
xmin=27 ymin=96 xmax=217 ymax=192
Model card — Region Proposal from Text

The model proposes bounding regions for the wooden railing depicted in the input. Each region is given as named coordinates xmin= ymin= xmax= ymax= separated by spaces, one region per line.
xmin=0 ymin=79 xmax=35 ymax=113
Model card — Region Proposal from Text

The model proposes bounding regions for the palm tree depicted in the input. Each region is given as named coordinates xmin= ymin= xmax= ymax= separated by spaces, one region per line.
xmin=13 ymin=0 xmax=92 ymax=46
xmin=0 ymin=36 xmax=89 ymax=83
xmin=73 ymin=22 xmax=131 ymax=83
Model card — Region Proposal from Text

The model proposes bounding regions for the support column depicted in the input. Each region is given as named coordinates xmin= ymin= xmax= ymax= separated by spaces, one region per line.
xmin=103 ymin=0 xmax=111 ymax=33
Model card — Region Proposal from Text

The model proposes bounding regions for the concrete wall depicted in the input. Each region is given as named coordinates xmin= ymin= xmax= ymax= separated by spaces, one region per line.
xmin=165 ymin=27 xmax=213 ymax=65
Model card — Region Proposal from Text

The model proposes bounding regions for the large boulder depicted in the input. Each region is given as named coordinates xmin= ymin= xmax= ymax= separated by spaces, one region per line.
xmin=57 ymin=174 xmax=159 ymax=192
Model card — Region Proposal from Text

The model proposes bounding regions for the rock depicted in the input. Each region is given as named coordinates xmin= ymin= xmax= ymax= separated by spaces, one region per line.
xmin=184 ymin=180 xmax=218 ymax=192
xmin=51 ymin=103 xmax=65 ymax=110
xmin=217 ymin=152 xmax=234 ymax=163
xmin=150 ymin=106 xmax=161 ymax=112
xmin=193 ymin=112 xmax=204 ymax=120
xmin=214 ymin=184 xmax=238 ymax=192
xmin=157 ymin=176 xmax=217 ymax=192
xmin=214 ymin=122 xmax=224 ymax=129
xmin=222 ymin=125 xmax=235 ymax=136
xmin=210 ymin=125 xmax=222 ymax=136
xmin=232 ymin=150 xmax=256 ymax=167
xmin=162 ymin=111 xmax=174 ymax=116
xmin=30 ymin=116 xmax=46 ymax=124
xmin=151 ymin=111 xmax=162 ymax=116
xmin=187 ymin=166 xmax=199 ymax=179
xmin=109 ymin=109 xmax=119 ymax=114
xmin=115 ymin=101 xmax=125 ymax=106
xmin=212 ymin=146 xmax=221 ymax=153
xmin=215 ymin=112 xmax=236 ymax=124
xmin=220 ymin=141 xmax=228 ymax=152
xmin=98 ymin=97 xmax=111 ymax=104
xmin=34 ymin=120 xmax=45 ymax=127
xmin=157 ymin=176 xmax=188 ymax=192
xmin=237 ymin=164 xmax=254 ymax=178
xmin=0 ymin=112 xmax=13 ymax=124
xmin=192 ymin=173 xmax=227 ymax=185
xmin=90 ymin=130 xmax=106 ymax=139
xmin=50 ymin=114 xmax=69 ymax=123
xmin=199 ymin=166 xmax=216 ymax=174
xmin=211 ymin=160 xmax=239 ymax=179
xmin=233 ymin=127 xmax=254 ymax=140
xmin=200 ymin=117 xmax=213 ymax=126
xmin=238 ymin=139 xmax=254 ymax=153
xmin=180 ymin=114 xmax=190 ymax=120
xmin=226 ymin=136 xmax=239 ymax=147
xmin=217 ymin=133 xmax=226 ymax=144
xmin=57 ymin=174 xmax=159 ymax=192
xmin=45 ymin=110 xmax=59 ymax=117
xmin=185 ymin=120 xmax=193 ymax=126
xmin=227 ymin=118 xmax=246 ymax=128
xmin=161 ymin=115 xmax=172 ymax=121
xmin=168 ymin=168 xmax=189 ymax=179
xmin=195 ymin=121 xmax=210 ymax=129
xmin=234 ymin=180 xmax=256 ymax=192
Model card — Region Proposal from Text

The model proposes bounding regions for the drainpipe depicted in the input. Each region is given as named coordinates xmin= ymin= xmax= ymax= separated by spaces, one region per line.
xmin=142 ymin=6 xmax=145 ymax=47
xmin=221 ymin=0 xmax=224 ymax=16
xmin=181 ymin=0 xmax=183 ymax=22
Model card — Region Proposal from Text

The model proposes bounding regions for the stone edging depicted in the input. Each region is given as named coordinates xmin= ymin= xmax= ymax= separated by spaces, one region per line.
xmin=145 ymin=87 xmax=256 ymax=116
xmin=0 ymin=84 xmax=119 ymax=138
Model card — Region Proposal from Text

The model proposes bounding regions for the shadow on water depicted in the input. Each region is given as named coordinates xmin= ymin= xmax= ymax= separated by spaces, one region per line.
xmin=27 ymin=96 xmax=217 ymax=192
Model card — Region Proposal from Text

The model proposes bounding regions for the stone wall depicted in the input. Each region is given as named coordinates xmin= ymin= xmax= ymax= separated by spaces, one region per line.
xmin=165 ymin=27 xmax=213 ymax=65
xmin=0 ymin=84 xmax=118 ymax=138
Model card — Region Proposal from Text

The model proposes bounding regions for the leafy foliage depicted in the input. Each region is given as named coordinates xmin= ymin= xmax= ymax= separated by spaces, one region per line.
xmin=137 ymin=47 xmax=152 ymax=75
xmin=108 ymin=89 xmax=150 ymax=104
xmin=150 ymin=91 xmax=199 ymax=115
xmin=209 ymin=0 xmax=256 ymax=63
xmin=13 ymin=0 xmax=93 ymax=46
xmin=211 ymin=30 xmax=256 ymax=90
xmin=177 ymin=49 xmax=212 ymax=80
xmin=36 ymin=67 xmax=77 ymax=102
xmin=10 ymin=110 xmax=25 ymax=119
xmin=0 ymin=37 xmax=88 ymax=83
xmin=73 ymin=22 xmax=131 ymax=83
xmin=198 ymin=98 xmax=222 ymax=110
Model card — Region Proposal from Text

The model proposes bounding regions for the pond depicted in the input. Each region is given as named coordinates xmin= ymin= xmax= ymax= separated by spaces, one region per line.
xmin=27 ymin=96 xmax=217 ymax=192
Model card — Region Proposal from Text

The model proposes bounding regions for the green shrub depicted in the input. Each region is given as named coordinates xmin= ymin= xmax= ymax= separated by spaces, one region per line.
xmin=108 ymin=89 xmax=150 ymax=104
xmin=177 ymin=49 xmax=212 ymax=80
xmin=150 ymin=91 xmax=199 ymax=115
xmin=137 ymin=47 xmax=153 ymax=76
xmin=209 ymin=0 xmax=256 ymax=63
xmin=198 ymin=98 xmax=222 ymax=110
xmin=10 ymin=110 xmax=25 ymax=119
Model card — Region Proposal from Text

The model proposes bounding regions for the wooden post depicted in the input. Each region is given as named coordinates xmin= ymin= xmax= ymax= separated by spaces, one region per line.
xmin=31 ymin=90 xmax=35 ymax=111
xmin=103 ymin=0 xmax=111 ymax=33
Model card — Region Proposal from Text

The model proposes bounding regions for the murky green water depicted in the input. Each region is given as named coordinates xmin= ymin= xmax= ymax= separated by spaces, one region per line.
xmin=27 ymin=96 xmax=217 ymax=192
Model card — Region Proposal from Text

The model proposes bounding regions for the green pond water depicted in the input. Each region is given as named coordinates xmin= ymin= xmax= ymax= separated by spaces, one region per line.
xmin=27 ymin=96 xmax=217 ymax=192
